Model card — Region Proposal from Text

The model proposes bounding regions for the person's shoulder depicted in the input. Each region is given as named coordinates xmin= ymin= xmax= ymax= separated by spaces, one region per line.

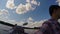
xmin=38 ymin=20 xmax=51 ymax=33
xmin=41 ymin=19 xmax=52 ymax=28
xmin=42 ymin=19 xmax=52 ymax=25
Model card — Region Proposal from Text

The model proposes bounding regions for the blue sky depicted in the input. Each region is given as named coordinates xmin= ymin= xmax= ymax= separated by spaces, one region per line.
xmin=0 ymin=0 xmax=59 ymax=25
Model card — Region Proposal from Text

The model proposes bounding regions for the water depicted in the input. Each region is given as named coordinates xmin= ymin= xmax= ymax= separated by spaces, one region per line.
xmin=0 ymin=24 xmax=38 ymax=34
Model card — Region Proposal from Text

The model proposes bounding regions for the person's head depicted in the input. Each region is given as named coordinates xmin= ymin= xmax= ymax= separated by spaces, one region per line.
xmin=49 ymin=5 xmax=60 ymax=19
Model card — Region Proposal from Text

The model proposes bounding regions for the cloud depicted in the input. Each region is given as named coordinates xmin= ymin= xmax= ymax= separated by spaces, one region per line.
xmin=16 ymin=3 xmax=34 ymax=14
xmin=0 ymin=9 xmax=17 ymax=25
xmin=22 ymin=17 xmax=48 ymax=28
xmin=31 ymin=0 xmax=40 ymax=6
xmin=26 ymin=3 xmax=33 ymax=11
xmin=6 ymin=0 xmax=16 ymax=9
xmin=0 ymin=16 xmax=20 ymax=25
xmin=26 ymin=0 xmax=40 ymax=6
xmin=16 ymin=4 xmax=27 ymax=14
xmin=0 ymin=15 xmax=18 ymax=25
xmin=26 ymin=17 xmax=34 ymax=23
xmin=0 ymin=9 xmax=11 ymax=24
xmin=0 ymin=18 xmax=26 ymax=26
xmin=16 ymin=0 xmax=40 ymax=14
xmin=0 ymin=14 xmax=25 ymax=26
xmin=0 ymin=9 xmax=9 ymax=15
xmin=26 ymin=0 xmax=30 ymax=3
xmin=28 ymin=17 xmax=33 ymax=21
xmin=56 ymin=0 xmax=60 ymax=6
xmin=15 ymin=17 xmax=34 ymax=26
xmin=24 ymin=19 xmax=47 ymax=28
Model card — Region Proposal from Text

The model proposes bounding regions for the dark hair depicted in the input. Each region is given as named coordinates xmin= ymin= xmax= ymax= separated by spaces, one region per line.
xmin=49 ymin=5 xmax=60 ymax=16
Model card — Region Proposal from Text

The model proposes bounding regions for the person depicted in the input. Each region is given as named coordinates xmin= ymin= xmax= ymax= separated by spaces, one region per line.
xmin=10 ymin=24 xmax=27 ymax=34
xmin=35 ymin=5 xmax=60 ymax=34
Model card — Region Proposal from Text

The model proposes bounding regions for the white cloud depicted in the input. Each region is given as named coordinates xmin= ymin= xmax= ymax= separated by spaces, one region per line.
xmin=16 ymin=0 xmax=40 ymax=14
xmin=26 ymin=0 xmax=30 ymax=3
xmin=16 ymin=17 xmax=34 ymax=26
xmin=28 ymin=17 xmax=33 ymax=21
xmin=0 ymin=9 xmax=10 ymax=24
xmin=31 ymin=0 xmax=40 ymax=6
xmin=25 ymin=3 xmax=33 ymax=11
xmin=16 ymin=3 xmax=34 ymax=14
xmin=0 ymin=16 xmax=19 ymax=26
xmin=26 ymin=0 xmax=40 ymax=6
xmin=26 ymin=17 xmax=34 ymax=23
xmin=6 ymin=0 xmax=16 ymax=9
xmin=0 ymin=9 xmax=17 ymax=25
xmin=24 ymin=19 xmax=48 ymax=28
xmin=0 ymin=15 xmax=25 ymax=26
xmin=21 ymin=17 xmax=48 ymax=28
xmin=0 ymin=9 xmax=9 ymax=15
xmin=0 ymin=15 xmax=18 ymax=25
xmin=16 ymin=4 xmax=27 ymax=14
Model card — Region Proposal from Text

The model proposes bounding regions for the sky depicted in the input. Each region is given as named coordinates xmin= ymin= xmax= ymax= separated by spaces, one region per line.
xmin=0 ymin=0 xmax=59 ymax=25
